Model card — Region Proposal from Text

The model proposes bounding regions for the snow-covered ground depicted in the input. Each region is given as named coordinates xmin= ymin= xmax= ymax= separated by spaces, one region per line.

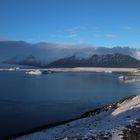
xmin=0 ymin=67 xmax=137 ymax=73
xmin=49 ymin=67 xmax=136 ymax=73
xmin=15 ymin=94 xmax=140 ymax=140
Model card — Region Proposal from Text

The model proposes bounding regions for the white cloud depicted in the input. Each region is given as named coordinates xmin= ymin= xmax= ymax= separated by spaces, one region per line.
xmin=66 ymin=34 xmax=78 ymax=39
xmin=133 ymin=50 xmax=140 ymax=60
xmin=105 ymin=34 xmax=117 ymax=38
xmin=121 ymin=26 xmax=132 ymax=30
xmin=64 ymin=26 xmax=85 ymax=33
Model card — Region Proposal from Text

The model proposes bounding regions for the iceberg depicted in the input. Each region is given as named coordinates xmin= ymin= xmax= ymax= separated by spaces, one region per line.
xmin=26 ymin=69 xmax=42 ymax=75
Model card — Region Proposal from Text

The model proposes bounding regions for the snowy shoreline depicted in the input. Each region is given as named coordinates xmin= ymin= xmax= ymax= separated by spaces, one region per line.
xmin=0 ymin=67 xmax=137 ymax=73
xmin=48 ymin=67 xmax=137 ymax=73
xmin=11 ymin=94 xmax=140 ymax=140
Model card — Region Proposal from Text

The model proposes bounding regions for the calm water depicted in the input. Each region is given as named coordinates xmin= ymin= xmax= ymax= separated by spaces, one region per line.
xmin=0 ymin=71 xmax=140 ymax=138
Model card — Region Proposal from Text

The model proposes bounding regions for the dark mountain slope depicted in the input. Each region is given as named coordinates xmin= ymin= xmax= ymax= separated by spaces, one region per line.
xmin=47 ymin=53 xmax=140 ymax=68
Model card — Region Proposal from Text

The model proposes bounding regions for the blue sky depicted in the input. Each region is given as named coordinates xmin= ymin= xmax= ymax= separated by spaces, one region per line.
xmin=0 ymin=0 xmax=140 ymax=47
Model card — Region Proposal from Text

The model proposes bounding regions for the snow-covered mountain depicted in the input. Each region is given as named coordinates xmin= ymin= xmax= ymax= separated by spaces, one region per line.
xmin=1 ymin=41 xmax=140 ymax=66
xmin=16 ymin=94 xmax=140 ymax=140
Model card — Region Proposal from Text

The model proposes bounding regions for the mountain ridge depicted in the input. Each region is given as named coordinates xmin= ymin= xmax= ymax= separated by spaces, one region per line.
xmin=1 ymin=41 xmax=140 ymax=67
xmin=47 ymin=53 xmax=140 ymax=68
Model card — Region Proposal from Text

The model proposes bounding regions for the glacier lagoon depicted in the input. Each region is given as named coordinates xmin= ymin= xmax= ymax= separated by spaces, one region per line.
xmin=0 ymin=71 xmax=140 ymax=138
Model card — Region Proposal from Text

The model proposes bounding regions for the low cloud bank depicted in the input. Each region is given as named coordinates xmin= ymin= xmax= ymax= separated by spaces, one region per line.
xmin=0 ymin=41 xmax=140 ymax=65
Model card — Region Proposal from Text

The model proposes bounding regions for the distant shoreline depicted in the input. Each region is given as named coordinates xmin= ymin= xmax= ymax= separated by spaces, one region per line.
xmin=0 ymin=67 xmax=137 ymax=73
xmin=48 ymin=67 xmax=137 ymax=73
